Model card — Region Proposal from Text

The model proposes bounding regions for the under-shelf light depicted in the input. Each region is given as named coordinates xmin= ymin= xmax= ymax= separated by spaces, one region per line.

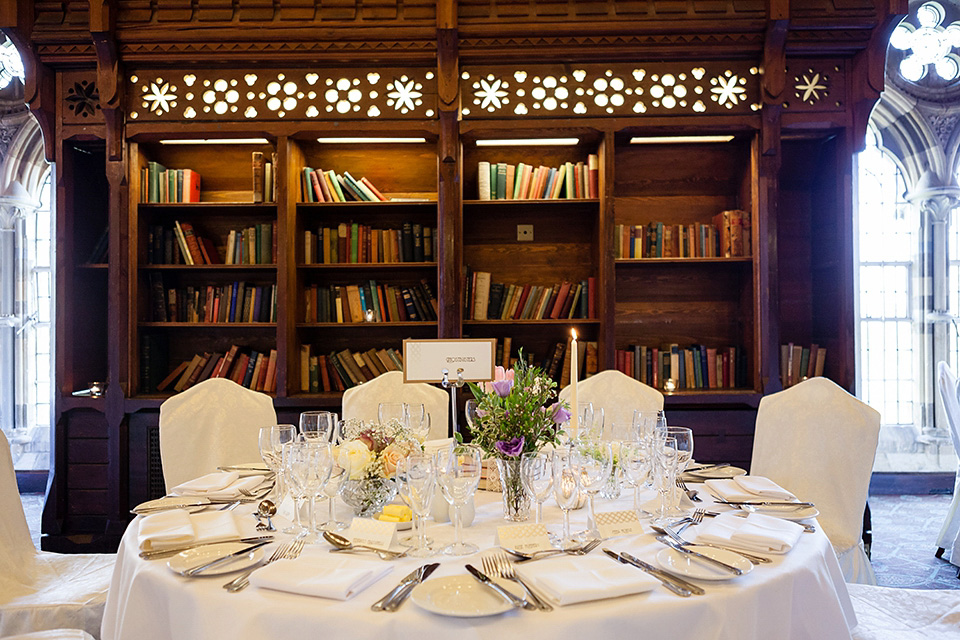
xmin=315 ymin=137 xmax=427 ymax=144
xmin=159 ymin=138 xmax=270 ymax=145
xmin=476 ymin=138 xmax=580 ymax=146
xmin=629 ymin=135 xmax=735 ymax=144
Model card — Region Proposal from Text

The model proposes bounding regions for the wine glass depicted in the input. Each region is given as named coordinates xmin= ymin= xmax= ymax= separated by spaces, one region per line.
xmin=300 ymin=411 xmax=339 ymax=442
xmin=406 ymin=404 xmax=431 ymax=442
xmin=520 ymin=452 xmax=553 ymax=524
xmin=303 ymin=441 xmax=333 ymax=543
xmin=435 ymin=444 xmax=482 ymax=555
xmin=258 ymin=424 xmax=296 ymax=507
xmin=318 ymin=464 xmax=347 ymax=531
xmin=378 ymin=402 xmax=409 ymax=427
xmin=656 ymin=425 xmax=693 ymax=514
xmin=464 ymin=399 xmax=480 ymax=431
xmin=575 ymin=440 xmax=613 ymax=537
xmin=552 ymin=447 xmax=581 ymax=549
xmin=620 ymin=440 xmax=651 ymax=517
xmin=570 ymin=402 xmax=596 ymax=441
xmin=395 ymin=453 xmax=436 ymax=556
xmin=283 ymin=442 xmax=311 ymax=538
xmin=652 ymin=435 xmax=679 ymax=526
xmin=631 ymin=410 xmax=656 ymax=442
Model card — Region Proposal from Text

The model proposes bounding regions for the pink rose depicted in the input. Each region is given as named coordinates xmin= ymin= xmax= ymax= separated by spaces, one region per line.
xmin=483 ymin=365 xmax=516 ymax=393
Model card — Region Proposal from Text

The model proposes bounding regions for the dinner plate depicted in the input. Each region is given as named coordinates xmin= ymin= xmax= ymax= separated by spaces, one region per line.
xmin=411 ymin=575 xmax=524 ymax=617
xmin=132 ymin=496 xmax=211 ymax=515
xmin=740 ymin=503 xmax=820 ymax=520
xmin=656 ymin=545 xmax=754 ymax=581
xmin=167 ymin=542 xmax=265 ymax=577
xmin=684 ymin=465 xmax=747 ymax=480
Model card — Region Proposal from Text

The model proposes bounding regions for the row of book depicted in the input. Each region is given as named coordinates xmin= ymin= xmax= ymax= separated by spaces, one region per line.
xmin=780 ymin=343 xmax=827 ymax=388
xmin=614 ymin=344 xmax=749 ymax=390
xmin=464 ymin=270 xmax=596 ymax=321
xmin=303 ymin=222 xmax=435 ymax=264
xmin=157 ymin=345 xmax=279 ymax=393
xmin=149 ymin=274 xmax=277 ymax=323
xmin=300 ymin=168 xmax=390 ymax=203
xmin=615 ymin=210 xmax=751 ymax=260
xmin=251 ymin=151 xmax=278 ymax=203
xmin=141 ymin=162 xmax=201 ymax=203
xmin=304 ymin=279 xmax=438 ymax=323
xmin=477 ymin=156 xmax=599 ymax=201
xmin=299 ymin=345 xmax=404 ymax=392
xmin=146 ymin=221 xmax=277 ymax=266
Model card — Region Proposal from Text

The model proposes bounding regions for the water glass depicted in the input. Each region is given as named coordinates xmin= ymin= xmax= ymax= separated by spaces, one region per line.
xmin=655 ymin=425 xmax=693 ymax=512
xmin=520 ymin=452 xmax=553 ymax=524
xmin=396 ymin=453 xmax=436 ymax=556
xmin=552 ymin=446 xmax=581 ymax=550
xmin=576 ymin=441 xmax=613 ymax=536
xmin=435 ymin=444 xmax=482 ymax=555
xmin=652 ymin=436 xmax=679 ymax=526
xmin=300 ymin=411 xmax=339 ymax=443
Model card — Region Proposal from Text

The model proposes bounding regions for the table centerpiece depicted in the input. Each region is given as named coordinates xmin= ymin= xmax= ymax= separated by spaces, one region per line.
xmin=336 ymin=418 xmax=421 ymax=517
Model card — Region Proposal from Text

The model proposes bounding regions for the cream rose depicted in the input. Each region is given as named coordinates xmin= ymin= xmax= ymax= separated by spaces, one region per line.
xmin=380 ymin=443 xmax=407 ymax=476
xmin=338 ymin=440 xmax=374 ymax=479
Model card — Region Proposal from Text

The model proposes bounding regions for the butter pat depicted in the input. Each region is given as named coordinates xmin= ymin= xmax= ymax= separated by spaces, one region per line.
xmin=381 ymin=505 xmax=412 ymax=521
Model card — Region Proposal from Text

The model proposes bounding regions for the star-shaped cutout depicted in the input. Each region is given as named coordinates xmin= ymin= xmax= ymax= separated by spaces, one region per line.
xmin=795 ymin=73 xmax=827 ymax=103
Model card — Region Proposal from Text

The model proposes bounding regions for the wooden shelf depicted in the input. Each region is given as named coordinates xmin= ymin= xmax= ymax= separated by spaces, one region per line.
xmin=139 ymin=322 xmax=277 ymax=328
xmin=463 ymin=198 xmax=600 ymax=206
xmin=298 ymin=262 xmax=436 ymax=270
xmin=296 ymin=321 xmax=436 ymax=328
xmin=297 ymin=200 xmax=436 ymax=208
xmin=138 ymin=202 xmax=276 ymax=211
xmin=77 ymin=263 xmax=109 ymax=270
xmin=140 ymin=264 xmax=277 ymax=270
xmin=663 ymin=390 xmax=762 ymax=408
xmin=463 ymin=318 xmax=599 ymax=325
xmin=615 ymin=257 xmax=752 ymax=265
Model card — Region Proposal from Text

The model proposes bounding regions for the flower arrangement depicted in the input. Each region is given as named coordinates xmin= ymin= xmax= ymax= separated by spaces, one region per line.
xmin=466 ymin=356 xmax=569 ymax=460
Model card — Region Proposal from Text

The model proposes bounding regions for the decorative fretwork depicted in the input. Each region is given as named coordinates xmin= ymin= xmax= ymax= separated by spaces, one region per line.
xmin=782 ymin=61 xmax=846 ymax=112
xmin=65 ymin=80 xmax=100 ymax=118
xmin=127 ymin=69 xmax=437 ymax=122
xmin=459 ymin=63 xmax=761 ymax=118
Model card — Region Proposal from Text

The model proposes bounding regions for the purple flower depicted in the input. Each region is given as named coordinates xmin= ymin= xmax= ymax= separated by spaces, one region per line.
xmin=495 ymin=436 xmax=525 ymax=457
xmin=492 ymin=379 xmax=514 ymax=397
xmin=549 ymin=402 xmax=571 ymax=424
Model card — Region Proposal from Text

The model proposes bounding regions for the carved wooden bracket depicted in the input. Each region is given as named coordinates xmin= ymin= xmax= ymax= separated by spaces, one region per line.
xmin=91 ymin=0 xmax=124 ymax=161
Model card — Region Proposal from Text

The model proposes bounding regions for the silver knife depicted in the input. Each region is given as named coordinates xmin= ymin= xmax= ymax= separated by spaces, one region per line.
xmin=140 ymin=536 xmax=274 ymax=560
xmin=375 ymin=563 xmax=440 ymax=612
xmin=619 ymin=551 xmax=706 ymax=596
xmin=465 ymin=564 xmax=533 ymax=610
xmin=717 ymin=500 xmax=815 ymax=508
xmin=603 ymin=548 xmax=692 ymax=597
xmin=181 ymin=540 xmax=272 ymax=577
xmin=656 ymin=535 xmax=743 ymax=575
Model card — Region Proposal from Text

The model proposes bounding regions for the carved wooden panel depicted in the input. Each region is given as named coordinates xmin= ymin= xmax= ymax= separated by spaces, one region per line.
xmin=781 ymin=60 xmax=846 ymax=112
xmin=115 ymin=0 xmax=437 ymax=24
xmin=61 ymin=71 xmax=104 ymax=124
xmin=127 ymin=69 xmax=437 ymax=122
xmin=460 ymin=62 xmax=760 ymax=119
xmin=457 ymin=0 xmax=766 ymax=21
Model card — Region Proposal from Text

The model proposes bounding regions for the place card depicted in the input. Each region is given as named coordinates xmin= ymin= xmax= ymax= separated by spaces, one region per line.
xmin=595 ymin=510 xmax=645 ymax=538
xmin=495 ymin=523 xmax=554 ymax=552
xmin=345 ymin=517 xmax=397 ymax=551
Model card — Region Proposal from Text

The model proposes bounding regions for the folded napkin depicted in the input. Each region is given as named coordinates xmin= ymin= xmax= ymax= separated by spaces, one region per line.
xmin=692 ymin=511 xmax=803 ymax=554
xmin=249 ymin=547 xmax=393 ymax=600
xmin=137 ymin=510 xmax=241 ymax=552
xmin=704 ymin=476 xmax=796 ymax=503
xmin=172 ymin=471 xmax=265 ymax=500
xmin=516 ymin=556 xmax=658 ymax=606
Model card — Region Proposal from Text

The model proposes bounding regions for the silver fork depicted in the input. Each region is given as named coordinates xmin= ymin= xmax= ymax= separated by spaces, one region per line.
xmin=675 ymin=509 xmax=705 ymax=535
xmin=491 ymin=551 xmax=553 ymax=611
xmin=676 ymin=478 xmax=702 ymax=502
xmin=223 ymin=538 xmax=304 ymax=593
xmin=481 ymin=556 xmax=537 ymax=610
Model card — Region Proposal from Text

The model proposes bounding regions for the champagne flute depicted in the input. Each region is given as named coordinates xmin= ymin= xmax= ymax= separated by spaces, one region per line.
xmin=283 ymin=442 xmax=310 ymax=538
xmin=575 ymin=440 xmax=613 ymax=537
xmin=552 ymin=446 xmax=581 ymax=550
xmin=656 ymin=425 xmax=693 ymax=515
xmin=631 ymin=410 xmax=656 ymax=442
xmin=304 ymin=441 xmax=333 ymax=543
xmin=520 ymin=452 xmax=553 ymax=524
xmin=258 ymin=424 xmax=295 ymax=517
xmin=435 ymin=444 xmax=482 ymax=555
xmin=300 ymin=411 xmax=338 ymax=442
xmin=652 ymin=435 xmax=679 ymax=526
xmin=396 ymin=453 xmax=436 ymax=556
xmin=406 ymin=404 xmax=431 ymax=442
xmin=318 ymin=465 xmax=347 ymax=531
xmin=620 ymin=440 xmax=651 ymax=517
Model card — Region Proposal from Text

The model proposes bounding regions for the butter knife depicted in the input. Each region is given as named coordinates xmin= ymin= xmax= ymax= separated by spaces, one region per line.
xmin=181 ymin=540 xmax=272 ymax=577
xmin=656 ymin=535 xmax=743 ymax=575
xmin=603 ymin=549 xmax=692 ymax=597
xmin=381 ymin=563 xmax=440 ymax=612
xmin=619 ymin=551 xmax=706 ymax=596
xmin=465 ymin=564 xmax=533 ymax=610
xmin=140 ymin=536 xmax=274 ymax=560
xmin=371 ymin=563 xmax=438 ymax=612
xmin=716 ymin=500 xmax=815 ymax=508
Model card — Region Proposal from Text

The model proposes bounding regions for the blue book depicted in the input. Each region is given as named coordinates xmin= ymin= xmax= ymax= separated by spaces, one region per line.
xmin=228 ymin=282 xmax=238 ymax=323
xmin=241 ymin=351 xmax=259 ymax=387
xmin=252 ymin=286 xmax=263 ymax=323
xmin=542 ymin=168 xmax=557 ymax=199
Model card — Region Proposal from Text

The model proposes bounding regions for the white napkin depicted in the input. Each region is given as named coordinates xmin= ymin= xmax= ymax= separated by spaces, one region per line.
xmin=516 ymin=556 xmax=658 ymax=606
xmin=172 ymin=472 xmax=265 ymax=500
xmin=137 ymin=510 xmax=241 ymax=552
xmin=249 ymin=547 xmax=393 ymax=600
xmin=692 ymin=511 xmax=803 ymax=554
xmin=704 ymin=476 xmax=796 ymax=503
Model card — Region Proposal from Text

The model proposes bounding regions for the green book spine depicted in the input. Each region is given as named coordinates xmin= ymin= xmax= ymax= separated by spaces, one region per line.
xmin=350 ymin=222 xmax=359 ymax=263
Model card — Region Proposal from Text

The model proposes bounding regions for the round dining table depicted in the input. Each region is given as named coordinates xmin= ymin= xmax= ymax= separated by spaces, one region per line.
xmin=101 ymin=482 xmax=857 ymax=640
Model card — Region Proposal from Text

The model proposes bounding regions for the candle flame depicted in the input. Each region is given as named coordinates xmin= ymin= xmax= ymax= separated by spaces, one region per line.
xmin=571 ymin=329 xmax=578 ymax=340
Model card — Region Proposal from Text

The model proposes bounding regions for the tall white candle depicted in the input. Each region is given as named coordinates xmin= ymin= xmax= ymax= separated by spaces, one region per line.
xmin=570 ymin=329 xmax=578 ymax=439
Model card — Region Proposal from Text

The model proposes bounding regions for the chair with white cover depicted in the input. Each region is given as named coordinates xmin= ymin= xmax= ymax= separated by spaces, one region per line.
xmin=848 ymin=584 xmax=960 ymax=640
xmin=935 ymin=361 xmax=960 ymax=568
xmin=341 ymin=371 xmax=449 ymax=439
xmin=558 ymin=369 xmax=664 ymax=439
xmin=1 ymin=630 xmax=95 ymax=640
xmin=751 ymin=376 xmax=881 ymax=584
xmin=0 ymin=430 xmax=114 ymax=639
xmin=159 ymin=377 xmax=278 ymax=491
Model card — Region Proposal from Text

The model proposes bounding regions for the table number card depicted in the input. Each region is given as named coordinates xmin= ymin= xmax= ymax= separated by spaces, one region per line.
xmin=595 ymin=510 xmax=645 ymax=538
xmin=346 ymin=517 xmax=398 ymax=551
xmin=495 ymin=523 xmax=554 ymax=552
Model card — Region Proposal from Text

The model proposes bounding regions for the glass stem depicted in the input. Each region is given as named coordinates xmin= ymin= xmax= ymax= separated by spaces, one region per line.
xmin=416 ymin=514 xmax=427 ymax=548
xmin=562 ymin=508 xmax=571 ymax=542
xmin=328 ymin=495 xmax=335 ymax=523
xmin=535 ymin=500 xmax=543 ymax=524
xmin=293 ymin=496 xmax=304 ymax=530
xmin=308 ymin=496 xmax=316 ymax=533
xmin=633 ymin=485 xmax=640 ymax=515
xmin=452 ymin=504 xmax=463 ymax=547
xmin=587 ymin=493 xmax=596 ymax=531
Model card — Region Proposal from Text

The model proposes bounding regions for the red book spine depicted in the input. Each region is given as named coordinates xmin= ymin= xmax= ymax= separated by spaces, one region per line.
xmin=587 ymin=277 xmax=596 ymax=318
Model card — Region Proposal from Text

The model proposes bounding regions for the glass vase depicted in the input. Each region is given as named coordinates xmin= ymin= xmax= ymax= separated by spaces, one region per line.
xmin=339 ymin=477 xmax=397 ymax=517
xmin=496 ymin=458 xmax=531 ymax=522
xmin=600 ymin=465 xmax=622 ymax=500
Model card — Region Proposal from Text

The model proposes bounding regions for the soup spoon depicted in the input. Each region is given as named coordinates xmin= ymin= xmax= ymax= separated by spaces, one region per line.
xmin=322 ymin=531 xmax=406 ymax=560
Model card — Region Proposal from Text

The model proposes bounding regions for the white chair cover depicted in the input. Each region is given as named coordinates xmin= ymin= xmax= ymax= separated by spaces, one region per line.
xmin=848 ymin=584 xmax=960 ymax=640
xmin=751 ymin=377 xmax=880 ymax=585
xmin=2 ymin=630 xmax=96 ymax=640
xmin=935 ymin=361 xmax=960 ymax=564
xmin=159 ymin=378 xmax=278 ymax=491
xmin=558 ymin=369 xmax=664 ymax=439
xmin=341 ymin=371 xmax=449 ymax=440
xmin=0 ymin=431 xmax=113 ymax=639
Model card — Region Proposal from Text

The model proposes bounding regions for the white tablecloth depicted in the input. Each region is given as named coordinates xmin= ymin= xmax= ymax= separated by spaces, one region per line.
xmin=102 ymin=486 xmax=856 ymax=640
